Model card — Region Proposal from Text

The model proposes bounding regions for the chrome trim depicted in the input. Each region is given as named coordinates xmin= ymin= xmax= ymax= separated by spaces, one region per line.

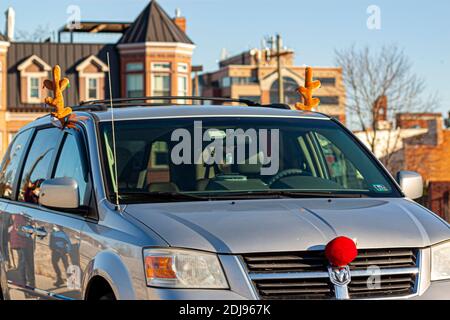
xmin=98 ymin=114 xmax=332 ymax=122
xmin=246 ymin=249 xmax=423 ymax=300
xmin=248 ymin=267 xmax=419 ymax=281
xmin=235 ymin=256 xmax=259 ymax=300
xmin=250 ymin=271 xmax=329 ymax=280
xmin=328 ymin=266 xmax=351 ymax=300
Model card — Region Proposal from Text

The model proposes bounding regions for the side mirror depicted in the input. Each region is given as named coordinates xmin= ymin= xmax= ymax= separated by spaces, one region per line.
xmin=39 ymin=178 xmax=79 ymax=209
xmin=397 ymin=171 xmax=423 ymax=200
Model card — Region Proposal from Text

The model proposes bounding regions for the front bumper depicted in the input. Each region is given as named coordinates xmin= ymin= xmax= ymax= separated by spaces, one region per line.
xmin=411 ymin=280 xmax=450 ymax=300
xmin=144 ymin=252 xmax=450 ymax=300
xmin=145 ymin=280 xmax=450 ymax=300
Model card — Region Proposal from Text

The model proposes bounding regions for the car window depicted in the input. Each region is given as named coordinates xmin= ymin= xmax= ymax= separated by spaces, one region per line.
xmin=114 ymin=139 xmax=170 ymax=191
xmin=314 ymin=133 xmax=366 ymax=190
xmin=18 ymin=128 xmax=62 ymax=204
xmin=53 ymin=133 xmax=90 ymax=206
xmin=0 ymin=130 xmax=33 ymax=200
xmin=100 ymin=118 xmax=400 ymax=202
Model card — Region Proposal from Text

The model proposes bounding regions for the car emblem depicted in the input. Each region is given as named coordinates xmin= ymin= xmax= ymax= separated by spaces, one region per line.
xmin=328 ymin=265 xmax=351 ymax=299
xmin=328 ymin=265 xmax=351 ymax=286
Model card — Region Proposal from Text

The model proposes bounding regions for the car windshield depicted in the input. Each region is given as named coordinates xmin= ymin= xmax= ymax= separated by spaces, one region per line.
xmin=99 ymin=116 xmax=401 ymax=202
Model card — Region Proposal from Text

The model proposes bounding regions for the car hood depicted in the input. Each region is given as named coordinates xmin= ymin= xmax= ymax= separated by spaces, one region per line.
xmin=124 ymin=198 xmax=450 ymax=254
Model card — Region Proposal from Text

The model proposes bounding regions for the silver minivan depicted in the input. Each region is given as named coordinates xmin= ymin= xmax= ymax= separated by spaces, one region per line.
xmin=0 ymin=100 xmax=450 ymax=300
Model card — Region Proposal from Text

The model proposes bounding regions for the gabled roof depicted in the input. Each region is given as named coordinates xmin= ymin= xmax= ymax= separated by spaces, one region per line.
xmin=17 ymin=54 xmax=52 ymax=72
xmin=76 ymin=54 xmax=109 ymax=72
xmin=119 ymin=0 xmax=193 ymax=45
xmin=8 ymin=42 xmax=120 ymax=112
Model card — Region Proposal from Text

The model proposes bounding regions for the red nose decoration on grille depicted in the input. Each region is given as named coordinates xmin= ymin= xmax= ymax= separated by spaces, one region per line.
xmin=325 ymin=236 xmax=358 ymax=267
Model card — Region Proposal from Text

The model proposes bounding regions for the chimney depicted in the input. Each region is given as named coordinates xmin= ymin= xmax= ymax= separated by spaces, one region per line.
xmin=373 ymin=95 xmax=388 ymax=122
xmin=5 ymin=7 xmax=15 ymax=41
xmin=373 ymin=95 xmax=391 ymax=129
xmin=425 ymin=116 xmax=444 ymax=146
xmin=173 ymin=8 xmax=186 ymax=33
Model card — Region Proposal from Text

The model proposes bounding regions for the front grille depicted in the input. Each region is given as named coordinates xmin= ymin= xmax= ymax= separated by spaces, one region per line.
xmin=350 ymin=249 xmax=417 ymax=270
xmin=244 ymin=250 xmax=326 ymax=273
xmin=243 ymin=248 xmax=419 ymax=300
xmin=348 ymin=274 xmax=416 ymax=299
xmin=255 ymin=278 xmax=333 ymax=300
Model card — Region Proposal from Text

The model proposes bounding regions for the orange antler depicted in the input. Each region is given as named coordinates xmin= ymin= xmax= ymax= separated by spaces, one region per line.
xmin=44 ymin=65 xmax=72 ymax=119
xmin=43 ymin=65 xmax=86 ymax=130
xmin=295 ymin=66 xmax=321 ymax=111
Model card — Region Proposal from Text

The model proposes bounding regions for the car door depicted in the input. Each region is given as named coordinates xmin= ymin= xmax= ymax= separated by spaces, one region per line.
xmin=0 ymin=129 xmax=34 ymax=300
xmin=31 ymin=130 xmax=93 ymax=300
xmin=4 ymin=126 xmax=84 ymax=300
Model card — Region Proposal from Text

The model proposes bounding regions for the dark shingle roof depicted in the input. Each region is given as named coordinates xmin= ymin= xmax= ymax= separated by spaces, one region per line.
xmin=119 ymin=0 xmax=193 ymax=44
xmin=7 ymin=42 xmax=120 ymax=111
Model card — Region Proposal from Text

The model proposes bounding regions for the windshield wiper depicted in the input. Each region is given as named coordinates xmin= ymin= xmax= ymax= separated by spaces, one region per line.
xmin=118 ymin=191 xmax=208 ymax=203
xmin=117 ymin=190 xmax=369 ymax=203
xmin=271 ymin=191 xmax=369 ymax=198
xmin=200 ymin=190 xmax=369 ymax=199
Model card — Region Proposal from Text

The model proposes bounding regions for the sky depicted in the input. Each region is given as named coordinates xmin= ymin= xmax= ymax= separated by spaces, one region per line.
xmin=1 ymin=0 xmax=449 ymax=114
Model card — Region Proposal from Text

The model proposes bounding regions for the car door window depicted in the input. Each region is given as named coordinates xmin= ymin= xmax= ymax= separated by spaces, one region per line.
xmin=0 ymin=130 xmax=33 ymax=199
xmin=53 ymin=133 xmax=90 ymax=206
xmin=314 ymin=133 xmax=366 ymax=189
xmin=18 ymin=128 xmax=62 ymax=204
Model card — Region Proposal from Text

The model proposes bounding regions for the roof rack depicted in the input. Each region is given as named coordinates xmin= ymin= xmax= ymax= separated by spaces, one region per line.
xmin=73 ymin=96 xmax=292 ymax=111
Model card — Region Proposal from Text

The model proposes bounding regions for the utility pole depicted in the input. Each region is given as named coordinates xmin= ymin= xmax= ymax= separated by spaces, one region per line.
xmin=276 ymin=34 xmax=284 ymax=104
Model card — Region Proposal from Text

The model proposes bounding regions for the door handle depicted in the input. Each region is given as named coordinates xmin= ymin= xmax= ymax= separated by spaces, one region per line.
xmin=21 ymin=225 xmax=35 ymax=235
xmin=35 ymin=227 xmax=48 ymax=239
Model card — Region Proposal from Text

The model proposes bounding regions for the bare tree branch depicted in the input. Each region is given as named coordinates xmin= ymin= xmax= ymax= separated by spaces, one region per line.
xmin=335 ymin=45 xmax=440 ymax=173
xmin=15 ymin=24 xmax=52 ymax=42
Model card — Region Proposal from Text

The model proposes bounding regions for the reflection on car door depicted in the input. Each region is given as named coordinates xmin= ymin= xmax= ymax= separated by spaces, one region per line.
xmin=4 ymin=127 xmax=84 ymax=300
xmin=30 ymin=131 xmax=92 ymax=300
xmin=0 ymin=129 xmax=35 ymax=299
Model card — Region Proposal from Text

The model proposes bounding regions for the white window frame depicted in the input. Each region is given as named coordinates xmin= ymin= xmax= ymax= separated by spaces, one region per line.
xmin=177 ymin=75 xmax=188 ymax=103
xmin=28 ymin=76 xmax=41 ymax=102
xmin=177 ymin=63 xmax=188 ymax=73
xmin=151 ymin=73 xmax=171 ymax=97
xmin=151 ymin=62 xmax=171 ymax=72
xmin=17 ymin=55 xmax=52 ymax=104
xmin=86 ymin=76 xmax=100 ymax=100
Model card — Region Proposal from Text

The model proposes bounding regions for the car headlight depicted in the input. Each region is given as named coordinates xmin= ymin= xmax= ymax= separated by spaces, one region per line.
xmin=431 ymin=241 xmax=450 ymax=281
xmin=143 ymin=248 xmax=229 ymax=288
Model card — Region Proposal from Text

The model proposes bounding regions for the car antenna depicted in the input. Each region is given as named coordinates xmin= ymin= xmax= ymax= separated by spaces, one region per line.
xmin=107 ymin=52 xmax=121 ymax=211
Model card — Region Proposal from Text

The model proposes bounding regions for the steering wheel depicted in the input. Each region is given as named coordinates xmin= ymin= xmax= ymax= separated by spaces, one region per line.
xmin=267 ymin=169 xmax=306 ymax=187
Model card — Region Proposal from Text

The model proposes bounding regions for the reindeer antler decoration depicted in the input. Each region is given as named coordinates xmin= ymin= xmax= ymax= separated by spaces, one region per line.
xmin=295 ymin=66 xmax=321 ymax=111
xmin=43 ymin=65 xmax=86 ymax=130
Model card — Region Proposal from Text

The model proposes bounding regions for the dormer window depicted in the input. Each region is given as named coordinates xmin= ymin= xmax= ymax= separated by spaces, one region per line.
xmin=88 ymin=78 xmax=99 ymax=100
xmin=17 ymin=55 xmax=51 ymax=104
xmin=29 ymin=77 xmax=40 ymax=99
xmin=76 ymin=55 xmax=109 ymax=102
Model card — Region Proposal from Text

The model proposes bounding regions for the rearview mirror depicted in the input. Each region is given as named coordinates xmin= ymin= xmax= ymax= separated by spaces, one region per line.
xmin=39 ymin=178 xmax=79 ymax=209
xmin=397 ymin=171 xmax=423 ymax=200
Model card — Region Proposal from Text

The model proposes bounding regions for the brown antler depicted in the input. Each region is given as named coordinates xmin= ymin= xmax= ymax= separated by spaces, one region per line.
xmin=43 ymin=65 xmax=86 ymax=130
xmin=295 ymin=66 xmax=321 ymax=111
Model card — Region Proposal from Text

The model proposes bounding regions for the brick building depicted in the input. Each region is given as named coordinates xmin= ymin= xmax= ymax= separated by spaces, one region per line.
xmin=400 ymin=113 xmax=450 ymax=220
xmin=0 ymin=0 xmax=195 ymax=156
xmin=356 ymin=111 xmax=450 ymax=220
xmin=199 ymin=46 xmax=346 ymax=123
